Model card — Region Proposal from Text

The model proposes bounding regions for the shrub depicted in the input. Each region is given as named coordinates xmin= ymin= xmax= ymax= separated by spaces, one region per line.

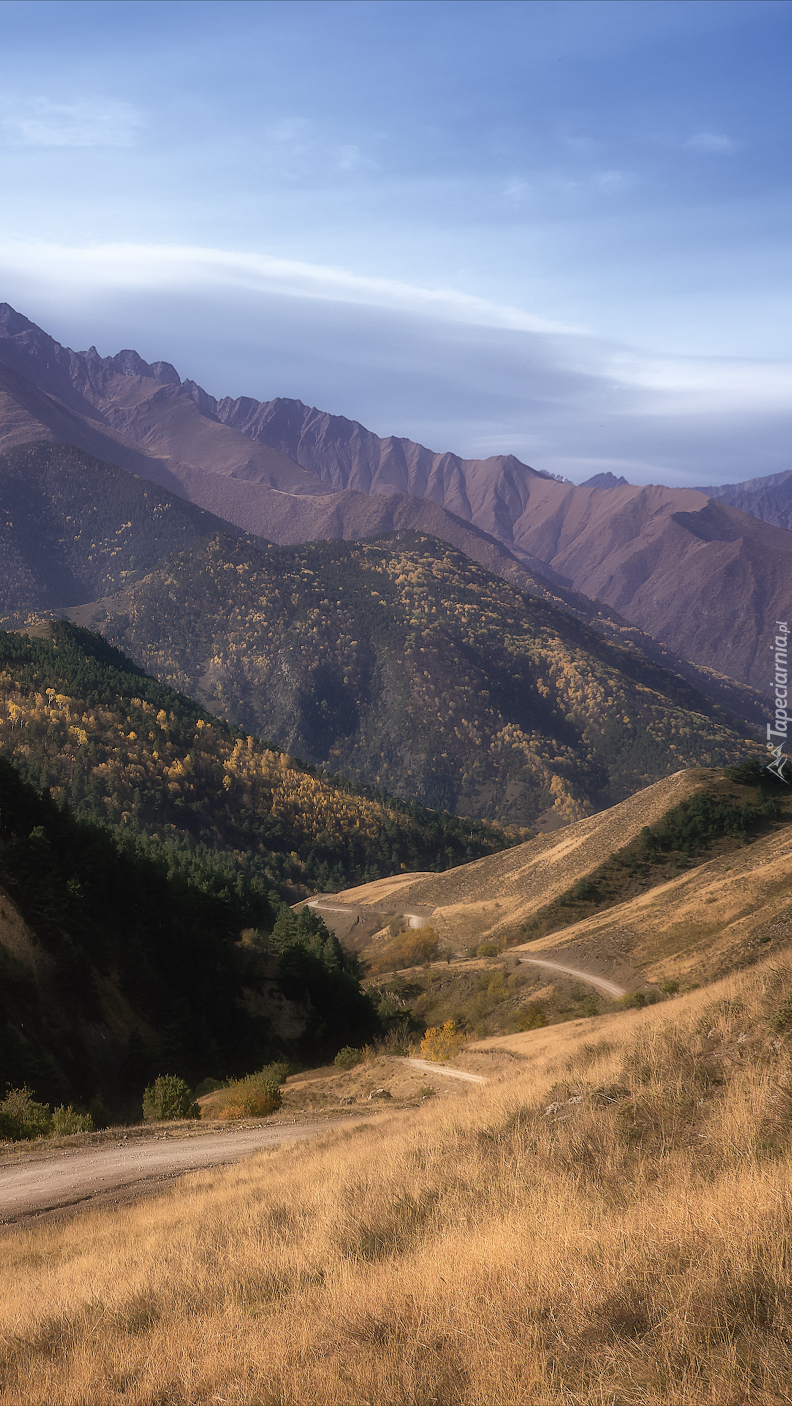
xmin=620 ymin=992 xmax=647 ymax=1010
xmin=661 ymin=979 xmax=680 ymax=995
xmin=51 ymin=1105 xmax=94 ymax=1136
xmin=0 ymin=1086 xmax=52 ymax=1140
xmin=142 ymin=1074 xmax=199 ymax=1123
xmin=213 ymin=1071 xmax=282 ymax=1121
xmin=420 ymin=1019 xmax=463 ymax=1063
xmin=476 ymin=942 xmax=500 ymax=958
xmin=768 ymin=996 xmax=792 ymax=1034
xmin=88 ymin=1098 xmax=110 ymax=1129
xmin=334 ymin=1046 xmax=363 ymax=1069
xmin=571 ymin=879 xmax=599 ymax=902
xmin=368 ymin=926 xmax=441 ymax=975
xmin=514 ymin=1002 xmax=546 ymax=1032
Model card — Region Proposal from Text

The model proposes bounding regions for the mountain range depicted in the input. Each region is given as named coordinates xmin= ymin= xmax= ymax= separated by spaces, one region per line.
xmin=0 ymin=303 xmax=789 ymax=692
xmin=0 ymin=439 xmax=756 ymax=828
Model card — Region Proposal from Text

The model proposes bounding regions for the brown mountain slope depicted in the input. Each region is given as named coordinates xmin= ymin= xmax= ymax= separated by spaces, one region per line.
xmin=196 ymin=393 xmax=792 ymax=692
xmin=208 ymin=391 xmax=561 ymax=544
xmin=508 ymin=484 xmax=792 ymax=691
xmin=317 ymin=770 xmax=704 ymax=947
xmin=701 ymin=467 xmax=792 ymax=532
xmin=1 ymin=305 xmax=789 ymax=692
xmin=0 ymin=305 xmax=322 ymax=496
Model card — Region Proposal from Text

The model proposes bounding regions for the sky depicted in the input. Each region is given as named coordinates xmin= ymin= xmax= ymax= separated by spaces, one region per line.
xmin=0 ymin=0 xmax=790 ymax=485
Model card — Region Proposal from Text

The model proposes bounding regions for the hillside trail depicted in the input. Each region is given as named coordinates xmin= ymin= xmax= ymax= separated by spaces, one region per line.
xmin=406 ymin=1059 xmax=486 ymax=1084
xmin=518 ymin=957 xmax=627 ymax=1000
xmin=0 ymin=1117 xmax=358 ymax=1232
xmin=307 ymin=898 xmax=430 ymax=930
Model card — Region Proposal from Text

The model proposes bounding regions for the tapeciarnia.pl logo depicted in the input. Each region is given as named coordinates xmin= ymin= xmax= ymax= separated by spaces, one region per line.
xmin=766 ymin=619 xmax=791 ymax=783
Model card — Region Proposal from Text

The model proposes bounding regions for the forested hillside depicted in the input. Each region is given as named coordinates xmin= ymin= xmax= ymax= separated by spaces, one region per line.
xmin=78 ymin=531 xmax=756 ymax=827
xmin=0 ymin=624 xmax=511 ymax=1116
xmin=0 ymin=440 xmax=249 ymax=616
xmin=0 ymin=624 xmax=509 ymax=898
xmin=0 ymin=752 xmax=378 ymax=1115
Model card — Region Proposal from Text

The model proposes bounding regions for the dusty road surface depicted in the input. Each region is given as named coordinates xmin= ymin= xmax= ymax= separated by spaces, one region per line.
xmin=0 ymin=1118 xmax=354 ymax=1231
xmin=519 ymin=956 xmax=627 ymax=999
xmin=406 ymin=1058 xmax=486 ymax=1084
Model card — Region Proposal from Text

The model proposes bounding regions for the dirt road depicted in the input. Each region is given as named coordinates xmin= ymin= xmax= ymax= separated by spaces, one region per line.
xmin=406 ymin=1058 xmax=486 ymax=1083
xmin=0 ymin=1118 xmax=353 ymax=1230
xmin=307 ymin=899 xmax=431 ymax=930
xmin=519 ymin=956 xmax=627 ymax=999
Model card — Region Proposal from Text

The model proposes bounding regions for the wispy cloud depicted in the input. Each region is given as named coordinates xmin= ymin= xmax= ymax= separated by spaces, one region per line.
xmin=0 ymin=239 xmax=788 ymax=486
xmin=685 ymin=131 xmax=741 ymax=154
xmin=0 ymin=239 xmax=581 ymax=336
xmin=1 ymin=97 xmax=143 ymax=149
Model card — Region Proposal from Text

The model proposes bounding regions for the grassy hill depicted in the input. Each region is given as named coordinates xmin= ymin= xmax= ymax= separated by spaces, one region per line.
xmin=4 ymin=953 xmax=792 ymax=1404
xmin=322 ymin=767 xmax=782 ymax=946
xmin=317 ymin=763 xmax=792 ymax=1037
xmin=68 ymin=530 xmax=756 ymax=827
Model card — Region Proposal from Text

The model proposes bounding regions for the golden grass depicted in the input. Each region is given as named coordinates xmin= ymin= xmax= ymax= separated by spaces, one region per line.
xmin=2 ymin=957 xmax=792 ymax=1405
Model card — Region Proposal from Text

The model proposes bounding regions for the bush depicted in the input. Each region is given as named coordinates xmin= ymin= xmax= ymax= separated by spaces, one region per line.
xmin=142 ymin=1074 xmax=199 ymax=1122
xmin=334 ymin=1046 xmax=363 ymax=1069
xmin=768 ymin=996 xmax=792 ymax=1034
xmin=476 ymin=942 xmax=501 ymax=958
xmin=620 ymin=992 xmax=647 ymax=1010
xmin=661 ymin=979 xmax=680 ymax=995
xmin=0 ymin=1086 xmax=52 ymax=1140
xmin=368 ymin=926 xmax=441 ymax=975
xmin=213 ymin=1071 xmax=282 ymax=1121
xmin=420 ymin=1019 xmax=463 ymax=1063
xmin=514 ymin=1002 xmax=546 ymax=1032
xmin=51 ymin=1105 xmax=94 ymax=1135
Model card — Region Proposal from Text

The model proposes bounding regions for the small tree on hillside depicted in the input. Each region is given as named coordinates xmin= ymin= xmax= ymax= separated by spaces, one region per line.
xmin=142 ymin=1074 xmax=198 ymax=1122
xmin=420 ymin=1020 xmax=463 ymax=1063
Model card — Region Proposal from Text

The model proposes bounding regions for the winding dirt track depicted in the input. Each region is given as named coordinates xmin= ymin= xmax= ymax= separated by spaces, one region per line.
xmin=518 ymin=957 xmax=627 ymax=999
xmin=0 ymin=1119 xmax=353 ymax=1231
xmin=406 ymin=1059 xmax=486 ymax=1084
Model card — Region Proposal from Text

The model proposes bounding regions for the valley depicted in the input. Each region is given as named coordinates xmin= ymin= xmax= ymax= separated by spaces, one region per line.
xmin=0 ymin=301 xmax=791 ymax=1406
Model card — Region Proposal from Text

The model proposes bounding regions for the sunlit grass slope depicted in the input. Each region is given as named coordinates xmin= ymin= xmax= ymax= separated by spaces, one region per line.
xmin=3 ymin=954 xmax=792 ymax=1404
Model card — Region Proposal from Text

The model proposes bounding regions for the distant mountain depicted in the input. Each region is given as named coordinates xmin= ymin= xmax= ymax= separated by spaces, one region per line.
xmin=0 ymin=303 xmax=790 ymax=692
xmin=63 ymin=530 xmax=754 ymax=828
xmin=580 ymin=472 xmax=629 ymax=488
xmin=698 ymin=469 xmax=792 ymax=532
xmin=0 ymin=439 xmax=764 ymax=726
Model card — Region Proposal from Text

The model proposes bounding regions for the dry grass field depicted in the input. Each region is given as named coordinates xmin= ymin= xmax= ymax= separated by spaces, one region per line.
xmin=2 ymin=953 xmax=792 ymax=1405
xmin=327 ymin=769 xmax=705 ymax=950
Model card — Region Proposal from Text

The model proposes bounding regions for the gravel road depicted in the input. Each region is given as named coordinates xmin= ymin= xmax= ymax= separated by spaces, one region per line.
xmin=0 ymin=1118 xmax=352 ymax=1230
xmin=406 ymin=1058 xmax=486 ymax=1083
xmin=519 ymin=957 xmax=627 ymax=999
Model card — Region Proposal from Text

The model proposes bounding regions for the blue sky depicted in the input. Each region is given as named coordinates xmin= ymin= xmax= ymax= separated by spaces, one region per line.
xmin=0 ymin=0 xmax=790 ymax=484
